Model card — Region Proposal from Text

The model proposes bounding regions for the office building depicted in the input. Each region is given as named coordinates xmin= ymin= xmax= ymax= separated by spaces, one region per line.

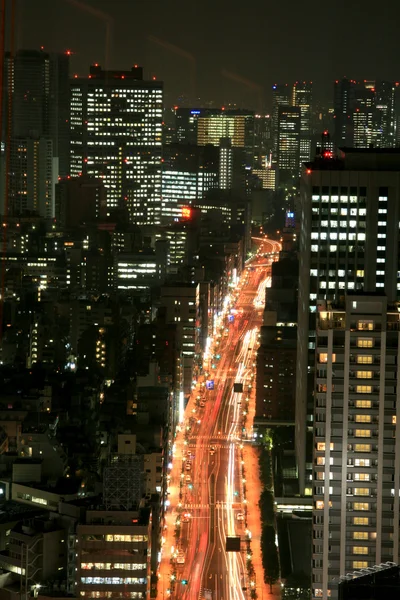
xmin=277 ymin=106 xmax=301 ymax=183
xmin=196 ymin=109 xmax=255 ymax=166
xmin=272 ymin=84 xmax=291 ymax=163
xmin=296 ymin=148 xmax=400 ymax=496
xmin=293 ymin=81 xmax=313 ymax=166
xmin=114 ymin=241 xmax=169 ymax=294
xmin=334 ymin=79 xmax=396 ymax=150
xmin=161 ymin=144 xmax=218 ymax=222
xmin=333 ymin=78 xmax=356 ymax=148
xmin=76 ymin=508 xmax=150 ymax=599
xmin=352 ymin=87 xmax=375 ymax=149
xmin=253 ymin=114 xmax=272 ymax=165
xmin=70 ymin=64 xmax=163 ymax=222
xmin=175 ymin=107 xmax=203 ymax=144
xmin=312 ymin=294 xmax=400 ymax=600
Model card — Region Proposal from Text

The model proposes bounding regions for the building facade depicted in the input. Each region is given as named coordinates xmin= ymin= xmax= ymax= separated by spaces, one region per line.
xmin=297 ymin=148 xmax=400 ymax=495
xmin=70 ymin=65 xmax=163 ymax=222
xmin=312 ymin=294 xmax=400 ymax=600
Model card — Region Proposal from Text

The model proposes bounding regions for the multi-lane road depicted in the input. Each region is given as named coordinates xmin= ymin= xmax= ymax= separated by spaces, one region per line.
xmin=161 ymin=236 xmax=281 ymax=600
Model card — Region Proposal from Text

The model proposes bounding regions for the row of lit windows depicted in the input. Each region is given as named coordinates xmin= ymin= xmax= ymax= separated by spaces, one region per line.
xmin=315 ymin=501 xmax=373 ymax=511
xmin=80 ymin=577 xmax=146 ymax=585
xmin=81 ymin=563 xmax=146 ymax=571
xmin=311 ymin=232 xmax=366 ymax=241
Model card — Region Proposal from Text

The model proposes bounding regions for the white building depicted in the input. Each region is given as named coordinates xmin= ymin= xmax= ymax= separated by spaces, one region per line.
xmin=312 ymin=293 xmax=400 ymax=600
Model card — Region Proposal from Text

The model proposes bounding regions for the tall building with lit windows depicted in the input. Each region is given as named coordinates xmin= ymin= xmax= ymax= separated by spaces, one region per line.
xmin=312 ymin=293 xmax=400 ymax=600
xmin=70 ymin=64 xmax=163 ymax=223
xmin=292 ymin=81 xmax=313 ymax=165
xmin=271 ymin=84 xmax=291 ymax=163
xmin=161 ymin=143 xmax=218 ymax=222
xmin=4 ymin=49 xmax=70 ymax=216
xmin=277 ymin=106 xmax=301 ymax=183
xmin=296 ymin=148 xmax=400 ymax=498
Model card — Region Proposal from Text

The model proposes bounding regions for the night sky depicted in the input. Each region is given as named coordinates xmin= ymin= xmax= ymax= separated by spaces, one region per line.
xmin=16 ymin=0 xmax=400 ymax=110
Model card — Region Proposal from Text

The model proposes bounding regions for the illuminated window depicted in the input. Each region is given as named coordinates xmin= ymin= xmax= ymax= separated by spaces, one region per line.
xmin=357 ymin=356 xmax=373 ymax=364
xmin=356 ymin=371 xmax=373 ymax=379
xmin=316 ymin=457 xmax=325 ymax=465
xmin=353 ymin=561 xmax=368 ymax=569
xmin=317 ymin=442 xmax=334 ymax=451
xmin=356 ymin=270 xmax=364 ymax=277
xmin=357 ymin=320 xmax=373 ymax=331
xmin=355 ymin=400 xmax=372 ymax=409
xmin=392 ymin=416 xmax=397 ymax=424
xmin=357 ymin=338 xmax=373 ymax=348
xmin=353 ymin=546 xmax=368 ymax=555
xmin=354 ymin=444 xmax=371 ymax=452
xmin=354 ymin=517 xmax=369 ymax=525
xmin=354 ymin=429 xmax=371 ymax=438
xmin=356 ymin=386 xmax=372 ymax=394
xmin=355 ymin=459 xmax=370 ymax=467
xmin=353 ymin=502 xmax=369 ymax=511
xmin=315 ymin=500 xmax=332 ymax=510
xmin=355 ymin=415 xmax=371 ymax=423
xmin=354 ymin=473 xmax=370 ymax=481
xmin=354 ymin=488 xmax=370 ymax=496
xmin=353 ymin=532 xmax=368 ymax=540
xmin=318 ymin=353 xmax=336 ymax=363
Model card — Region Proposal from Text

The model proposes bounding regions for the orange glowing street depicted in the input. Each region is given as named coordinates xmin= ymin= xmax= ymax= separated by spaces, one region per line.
xmin=159 ymin=236 xmax=281 ymax=600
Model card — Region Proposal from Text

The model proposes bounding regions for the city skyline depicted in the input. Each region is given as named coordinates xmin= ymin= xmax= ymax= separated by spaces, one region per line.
xmin=13 ymin=0 xmax=400 ymax=110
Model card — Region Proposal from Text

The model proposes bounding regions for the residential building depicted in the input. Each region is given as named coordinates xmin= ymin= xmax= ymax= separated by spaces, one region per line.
xmin=297 ymin=147 xmax=400 ymax=495
xmin=5 ymin=49 xmax=70 ymax=217
xmin=159 ymin=283 xmax=200 ymax=394
xmin=312 ymin=294 xmax=400 ymax=600
xmin=70 ymin=64 xmax=163 ymax=221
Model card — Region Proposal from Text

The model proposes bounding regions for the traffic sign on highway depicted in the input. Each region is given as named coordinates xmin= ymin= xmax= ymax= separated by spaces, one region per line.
xmin=206 ymin=380 xmax=214 ymax=390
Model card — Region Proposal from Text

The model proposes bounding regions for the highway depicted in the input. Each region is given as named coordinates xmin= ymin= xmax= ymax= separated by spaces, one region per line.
xmin=161 ymin=236 xmax=281 ymax=600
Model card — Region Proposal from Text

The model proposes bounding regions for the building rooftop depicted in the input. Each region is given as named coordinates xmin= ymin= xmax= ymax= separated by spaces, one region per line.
xmin=0 ymin=500 xmax=45 ymax=525
xmin=338 ymin=563 xmax=400 ymax=599
xmin=306 ymin=147 xmax=400 ymax=172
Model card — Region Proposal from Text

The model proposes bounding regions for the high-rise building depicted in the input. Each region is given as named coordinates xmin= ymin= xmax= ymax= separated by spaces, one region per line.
xmin=70 ymin=64 xmax=163 ymax=222
xmin=296 ymin=148 xmax=400 ymax=496
xmin=293 ymin=81 xmax=313 ymax=166
xmin=352 ymin=86 xmax=375 ymax=148
xmin=196 ymin=109 xmax=255 ymax=166
xmin=374 ymin=80 xmax=396 ymax=148
xmin=4 ymin=49 xmax=70 ymax=216
xmin=334 ymin=79 xmax=396 ymax=150
xmin=175 ymin=107 xmax=202 ymax=144
xmin=272 ymin=84 xmax=291 ymax=163
xmin=312 ymin=293 xmax=400 ymax=600
xmin=277 ymin=106 xmax=301 ymax=183
xmin=161 ymin=144 xmax=218 ymax=222
xmin=10 ymin=137 xmax=56 ymax=217
xmin=334 ymin=78 xmax=357 ymax=148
